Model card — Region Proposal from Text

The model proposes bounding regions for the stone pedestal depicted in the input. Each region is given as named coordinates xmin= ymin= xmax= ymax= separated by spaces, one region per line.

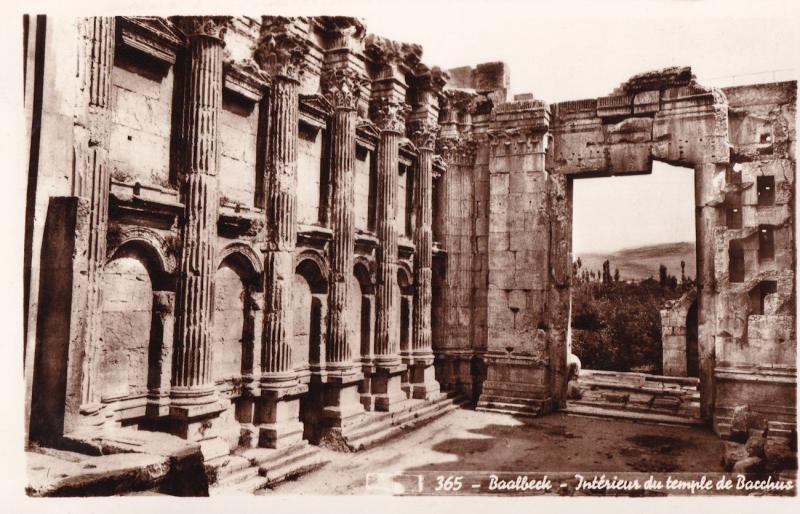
xmin=257 ymin=386 xmax=307 ymax=449
xmin=477 ymin=353 xmax=552 ymax=415
xmin=322 ymin=371 xmax=366 ymax=426
xmin=410 ymin=357 xmax=441 ymax=400
xmin=371 ymin=364 xmax=409 ymax=411
xmin=168 ymin=393 xmax=228 ymax=460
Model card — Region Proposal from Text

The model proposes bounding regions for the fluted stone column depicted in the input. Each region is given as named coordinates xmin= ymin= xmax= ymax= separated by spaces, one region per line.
xmin=370 ymin=94 xmax=409 ymax=411
xmin=169 ymin=18 xmax=228 ymax=452
xmin=261 ymin=73 xmax=299 ymax=381
xmin=409 ymin=118 xmax=442 ymax=400
xmin=320 ymin=64 xmax=369 ymax=430
xmin=73 ymin=17 xmax=115 ymax=431
xmin=254 ymin=17 xmax=309 ymax=448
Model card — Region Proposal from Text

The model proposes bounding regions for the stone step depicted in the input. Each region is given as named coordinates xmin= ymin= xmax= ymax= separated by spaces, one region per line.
xmin=767 ymin=421 xmax=795 ymax=438
xmin=576 ymin=379 xmax=698 ymax=398
xmin=216 ymin=456 xmax=260 ymax=488
xmin=345 ymin=394 xmax=461 ymax=442
xmin=475 ymin=395 xmax=545 ymax=417
xmin=564 ymin=403 xmax=705 ymax=427
xmin=260 ymin=448 xmax=329 ymax=487
xmin=347 ymin=401 xmax=463 ymax=451
xmin=210 ymin=474 xmax=269 ymax=496
xmin=346 ymin=396 xmax=465 ymax=446
xmin=572 ymin=398 xmax=702 ymax=419
xmin=211 ymin=443 xmax=329 ymax=495
xmin=240 ymin=441 xmax=311 ymax=467
xmin=580 ymin=370 xmax=700 ymax=387
xmin=475 ymin=395 xmax=544 ymax=407
xmin=345 ymin=397 xmax=467 ymax=452
xmin=476 ymin=400 xmax=543 ymax=413
xmin=346 ymin=393 xmax=460 ymax=433
xmin=258 ymin=442 xmax=320 ymax=474
xmin=474 ymin=405 xmax=542 ymax=418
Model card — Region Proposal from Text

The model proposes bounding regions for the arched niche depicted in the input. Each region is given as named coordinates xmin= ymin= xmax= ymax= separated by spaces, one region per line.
xmin=100 ymin=240 xmax=171 ymax=405
xmin=348 ymin=262 xmax=375 ymax=361
xmin=397 ymin=265 xmax=414 ymax=354
xmin=292 ymin=255 xmax=328 ymax=371
xmin=212 ymin=250 xmax=260 ymax=384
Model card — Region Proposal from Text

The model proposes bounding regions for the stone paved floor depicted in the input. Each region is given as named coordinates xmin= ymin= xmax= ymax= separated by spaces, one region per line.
xmin=264 ymin=407 xmax=725 ymax=495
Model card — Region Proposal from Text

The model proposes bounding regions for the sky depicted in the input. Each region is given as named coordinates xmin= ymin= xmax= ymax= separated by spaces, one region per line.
xmin=572 ymin=163 xmax=696 ymax=254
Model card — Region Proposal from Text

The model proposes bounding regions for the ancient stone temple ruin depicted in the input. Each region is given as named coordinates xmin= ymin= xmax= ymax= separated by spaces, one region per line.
xmin=23 ymin=15 xmax=796 ymax=494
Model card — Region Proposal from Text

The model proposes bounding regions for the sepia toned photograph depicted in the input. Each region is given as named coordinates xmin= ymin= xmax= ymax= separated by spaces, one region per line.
xmin=12 ymin=0 xmax=799 ymax=503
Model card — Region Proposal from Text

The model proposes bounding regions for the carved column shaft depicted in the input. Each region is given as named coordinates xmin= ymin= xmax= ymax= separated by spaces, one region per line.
xmin=374 ymin=129 xmax=400 ymax=363
xmin=75 ymin=17 xmax=114 ymax=408
xmin=412 ymin=144 xmax=434 ymax=355
xmin=327 ymin=106 xmax=357 ymax=366
xmin=262 ymin=75 xmax=299 ymax=377
xmin=172 ymin=33 xmax=223 ymax=395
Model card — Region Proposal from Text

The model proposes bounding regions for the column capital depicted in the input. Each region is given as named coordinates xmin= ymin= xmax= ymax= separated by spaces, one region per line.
xmin=409 ymin=119 xmax=439 ymax=151
xmin=436 ymin=135 xmax=477 ymax=165
xmin=370 ymin=96 xmax=410 ymax=134
xmin=173 ymin=16 xmax=231 ymax=41
xmin=321 ymin=67 xmax=369 ymax=110
xmin=256 ymin=16 xmax=309 ymax=81
xmin=442 ymin=88 xmax=478 ymax=111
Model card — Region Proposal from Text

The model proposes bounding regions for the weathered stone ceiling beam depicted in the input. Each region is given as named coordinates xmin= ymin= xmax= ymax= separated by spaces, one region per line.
xmin=548 ymin=66 xmax=731 ymax=176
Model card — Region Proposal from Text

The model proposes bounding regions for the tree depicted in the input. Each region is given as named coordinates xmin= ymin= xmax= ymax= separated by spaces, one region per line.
xmin=680 ymin=259 xmax=686 ymax=284
xmin=614 ymin=268 xmax=620 ymax=282
xmin=602 ymin=259 xmax=612 ymax=284
xmin=659 ymin=264 xmax=668 ymax=287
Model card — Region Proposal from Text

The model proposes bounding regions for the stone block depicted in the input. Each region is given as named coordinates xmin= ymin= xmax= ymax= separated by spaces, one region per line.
xmin=488 ymin=232 xmax=509 ymax=251
xmin=732 ymin=456 xmax=764 ymax=474
xmin=723 ymin=441 xmax=749 ymax=470
xmin=508 ymin=289 xmax=528 ymax=311
xmin=745 ymin=432 xmax=766 ymax=458
xmin=764 ymin=437 xmax=798 ymax=471
xmin=603 ymin=392 xmax=629 ymax=403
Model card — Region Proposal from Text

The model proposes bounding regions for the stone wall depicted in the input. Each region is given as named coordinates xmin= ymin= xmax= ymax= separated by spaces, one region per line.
xmin=23 ymin=16 xmax=796 ymax=452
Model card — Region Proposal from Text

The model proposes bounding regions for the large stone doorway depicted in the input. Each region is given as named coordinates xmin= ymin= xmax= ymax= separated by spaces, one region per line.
xmin=567 ymin=162 xmax=702 ymax=421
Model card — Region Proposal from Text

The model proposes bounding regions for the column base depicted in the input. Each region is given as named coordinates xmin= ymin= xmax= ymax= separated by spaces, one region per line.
xmin=410 ymin=360 xmax=442 ymax=400
xmin=167 ymin=388 xmax=228 ymax=460
xmin=256 ymin=384 xmax=308 ymax=449
xmin=370 ymin=364 xmax=409 ymax=412
xmin=321 ymin=370 xmax=366 ymax=426
xmin=145 ymin=392 xmax=171 ymax=418
xmin=317 ymin=370 xmax=367 ymax=450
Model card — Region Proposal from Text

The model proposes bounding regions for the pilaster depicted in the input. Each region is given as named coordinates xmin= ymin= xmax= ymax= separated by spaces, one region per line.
xmin=72 ymin=17 xmax=115 ymax=431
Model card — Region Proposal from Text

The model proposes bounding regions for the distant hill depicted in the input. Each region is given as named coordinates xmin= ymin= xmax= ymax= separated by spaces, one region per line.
xmin=576 ymin=242 xmax=696 ymax=282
